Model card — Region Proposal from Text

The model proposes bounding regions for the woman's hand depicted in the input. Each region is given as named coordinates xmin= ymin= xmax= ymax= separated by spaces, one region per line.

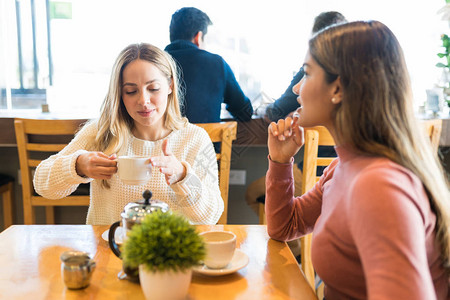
xmin=150 ymin=139 xmax=186 ymax=185
xmin=268 ymin=115 xmax=304 ymax=164
xmin=76 ymin=152 xmax=117 ymax=179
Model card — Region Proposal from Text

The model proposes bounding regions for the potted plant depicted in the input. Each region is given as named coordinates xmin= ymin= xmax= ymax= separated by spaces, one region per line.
xmin=122 ymin=211 xmax=205 ymax=300
xmin=437 ymin=33 xmax=450 ymax=109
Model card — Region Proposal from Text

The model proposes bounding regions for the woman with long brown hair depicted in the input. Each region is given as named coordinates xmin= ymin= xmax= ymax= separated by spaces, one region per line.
xmin=266 ymin=21 xmax=449 ymax=299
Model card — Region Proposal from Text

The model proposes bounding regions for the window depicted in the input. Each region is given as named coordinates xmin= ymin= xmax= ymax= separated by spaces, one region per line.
xmin=0 ymin=0 xmax=446 ymax=112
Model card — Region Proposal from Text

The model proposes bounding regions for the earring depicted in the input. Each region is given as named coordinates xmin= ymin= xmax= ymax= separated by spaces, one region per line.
xmin=331 ymin=97 xmax=337 ymax=104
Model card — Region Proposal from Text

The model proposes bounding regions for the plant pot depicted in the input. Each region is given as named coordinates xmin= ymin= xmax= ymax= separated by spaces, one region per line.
xmin=139 ymin=265 xmax=192 ymax=300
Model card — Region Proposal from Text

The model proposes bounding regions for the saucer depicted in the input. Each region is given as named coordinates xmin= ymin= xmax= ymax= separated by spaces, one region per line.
xmin=101 ymin=227 xmax=123 ymax=244
xmin=193 ymin=249 xmax=249 ymax=276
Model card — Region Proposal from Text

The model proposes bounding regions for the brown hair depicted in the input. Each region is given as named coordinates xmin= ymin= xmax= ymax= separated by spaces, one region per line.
xmin=310 ymin=21 xmax=450 ymax=268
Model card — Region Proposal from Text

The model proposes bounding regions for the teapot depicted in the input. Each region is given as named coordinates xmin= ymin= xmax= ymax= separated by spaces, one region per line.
xmin=108 ymin=189 xmax=169 ymax=281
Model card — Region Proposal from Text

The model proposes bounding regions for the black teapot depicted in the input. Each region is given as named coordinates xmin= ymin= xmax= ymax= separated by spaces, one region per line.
xmin=108 ymin=190 xmax=169 ymax=281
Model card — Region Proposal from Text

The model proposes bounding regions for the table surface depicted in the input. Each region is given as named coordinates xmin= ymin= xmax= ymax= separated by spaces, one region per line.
xmin=0 ymin=224 xmax=317 ymax=300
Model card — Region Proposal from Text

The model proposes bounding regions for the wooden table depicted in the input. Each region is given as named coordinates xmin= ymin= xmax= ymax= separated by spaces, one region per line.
xmin=0 ymin=225 xmax=317 ymax=300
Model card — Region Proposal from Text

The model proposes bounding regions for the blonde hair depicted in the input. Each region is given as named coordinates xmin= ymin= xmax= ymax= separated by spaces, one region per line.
xmin=86 ymin=43 xmax=187 ymax=186
xmin=310 ymin=21 xmax=450 ymax=268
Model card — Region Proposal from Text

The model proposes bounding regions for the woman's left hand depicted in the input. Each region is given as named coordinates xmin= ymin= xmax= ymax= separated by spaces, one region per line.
xmin=150 ymin=139 xmax=186 ymax=185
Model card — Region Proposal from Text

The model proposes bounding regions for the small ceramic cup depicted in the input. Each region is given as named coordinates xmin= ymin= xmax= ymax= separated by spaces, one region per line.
xmin=200 ymin=231 xmax=236 ymax=269
xmin=117 ymin=156 xmax=152 ymax=185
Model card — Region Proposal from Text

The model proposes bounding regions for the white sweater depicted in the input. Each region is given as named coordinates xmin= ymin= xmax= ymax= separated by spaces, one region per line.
xmin=33 ymin=121 xmax=224 ymax=225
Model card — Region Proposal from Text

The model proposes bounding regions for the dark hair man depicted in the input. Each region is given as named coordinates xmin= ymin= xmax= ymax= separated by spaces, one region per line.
xmin=263 ymin=11 xmax=347 ymax=122
xmin=165 ymin=7 xmax=253 ymax=123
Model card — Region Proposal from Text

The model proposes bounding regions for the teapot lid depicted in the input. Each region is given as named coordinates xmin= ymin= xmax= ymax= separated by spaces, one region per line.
xmin=60 ymin=251 xmax=91 ymax=265
xmin=121 ymin=190 xmax=169 ymax=223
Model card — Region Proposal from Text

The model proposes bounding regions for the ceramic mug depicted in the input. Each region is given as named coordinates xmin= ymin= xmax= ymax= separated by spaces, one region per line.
xmin=117 ymin=156 xmax=152 ymax=185
xmin=200 ymin=231 xmax=236 ymax=269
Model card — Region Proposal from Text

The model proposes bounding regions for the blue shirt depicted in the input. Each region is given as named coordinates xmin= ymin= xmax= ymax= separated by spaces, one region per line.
xmin=165 ymin=40 xmax=253 ymax=123
xmin=266 ymin=67 xmax=304 ymax=121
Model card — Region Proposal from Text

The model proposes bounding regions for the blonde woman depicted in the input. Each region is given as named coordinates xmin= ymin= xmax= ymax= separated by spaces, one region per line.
xmin=34 ymin=43 xmax=223 ymax=225
xmin=266 ymin=21 xmax=449 ymax=299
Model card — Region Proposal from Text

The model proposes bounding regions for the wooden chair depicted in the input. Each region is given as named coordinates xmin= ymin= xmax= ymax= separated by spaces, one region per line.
xmin=14 ymin=118 xmax=90 ymax=224
xmin=300 ymin=126 xmax=335 ymax=290
xmin=0 ymin=174 xmax=14 ymax=230
xmin=421 ymin=119 xmax=443 ymax=152
xmin=196 ymin=122 xmax=237 ymax=225
xmin=260 ymin=126 xmax=335 ymax=291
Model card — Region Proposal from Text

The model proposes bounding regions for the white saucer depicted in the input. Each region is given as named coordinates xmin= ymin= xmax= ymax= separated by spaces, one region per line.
xmin=193 ymin=249 xmax=249 ymax=276
xmin=101 ymin=227 xmax=124 ymax=244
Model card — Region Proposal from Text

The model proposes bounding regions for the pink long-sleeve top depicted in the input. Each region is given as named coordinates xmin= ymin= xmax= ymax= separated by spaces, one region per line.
xmin=266 ymin=146 xmax=449 ymax=300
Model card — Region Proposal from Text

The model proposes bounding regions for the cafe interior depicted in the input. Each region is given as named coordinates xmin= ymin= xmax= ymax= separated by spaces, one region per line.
xmin=0 ymin=0 xmax=449 ymax=299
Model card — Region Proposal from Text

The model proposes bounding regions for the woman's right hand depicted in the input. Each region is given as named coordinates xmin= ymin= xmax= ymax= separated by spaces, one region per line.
xmin=268 ymin=115 xmax=304 ymax=164
xmin=75 ymin=152 xmax=117 ymax=179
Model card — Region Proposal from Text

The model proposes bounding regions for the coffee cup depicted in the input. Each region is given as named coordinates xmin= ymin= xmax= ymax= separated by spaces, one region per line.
xmin=117 ymin=156 xmax=152 ymax=185
xmin=200 ymin=231 xmax=236 ymax=269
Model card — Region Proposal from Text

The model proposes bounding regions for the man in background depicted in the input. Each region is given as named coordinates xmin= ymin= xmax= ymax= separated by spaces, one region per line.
xmin=165 ymin=7 xmax=253 ymax=123
xmin=263 ymin=11 xmax=347 ymax=122
xmin=247 ymin=11 xmax=347 ymax=214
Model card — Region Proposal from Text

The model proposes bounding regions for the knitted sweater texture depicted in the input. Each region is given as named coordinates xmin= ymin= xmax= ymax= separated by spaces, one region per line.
xmin=33 ymin=121 xmax=223 ymax=225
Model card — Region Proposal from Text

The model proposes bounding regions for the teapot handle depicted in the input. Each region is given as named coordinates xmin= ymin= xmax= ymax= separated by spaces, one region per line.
xmin=108 ymin=221 xmax=122 ymax=258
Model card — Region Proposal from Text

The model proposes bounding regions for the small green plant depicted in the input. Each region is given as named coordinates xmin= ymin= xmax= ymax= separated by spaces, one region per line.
xmin=437 ymin=34 xmax=450 ymax=107
xmin=122 ymin=211 xmax=205 ymax=272
xmin=437 ymin=34 xmax=450 ymax=69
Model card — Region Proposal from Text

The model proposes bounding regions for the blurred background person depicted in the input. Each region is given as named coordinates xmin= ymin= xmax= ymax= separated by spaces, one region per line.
xmin=262 ymin=11 xmax=347 ymax=122
xmin=165 ymin=7 xmax=253 ymax=123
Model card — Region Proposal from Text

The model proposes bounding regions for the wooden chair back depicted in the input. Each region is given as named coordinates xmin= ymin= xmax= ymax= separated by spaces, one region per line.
xmin=14 ymin=118 xmax=90 ymax=224
xmin=300 ymin=126 xmax=335 ymax=290
xmin=0 ymin=174 xmax=14 ymax=230
xmin=195 ymin=122 xmax=237 ymax=225
xmin=259 ymin=126 xmax=335 ymax=290
xmin=421 ymin=119 xmax=442 ymax=152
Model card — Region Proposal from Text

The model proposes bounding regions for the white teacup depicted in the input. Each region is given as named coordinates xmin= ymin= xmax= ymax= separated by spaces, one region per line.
xmin=117 ymin=156 xmax=152 ymax=185
xmin=200 ymin=231 xmax=236 ymax=269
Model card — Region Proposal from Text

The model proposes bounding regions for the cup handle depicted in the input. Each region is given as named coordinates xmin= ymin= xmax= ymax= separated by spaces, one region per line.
xmin=108 ymin=221 xmax=122 ymax=258
xmin=88 ymin=260 xmax=96 ymax=273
